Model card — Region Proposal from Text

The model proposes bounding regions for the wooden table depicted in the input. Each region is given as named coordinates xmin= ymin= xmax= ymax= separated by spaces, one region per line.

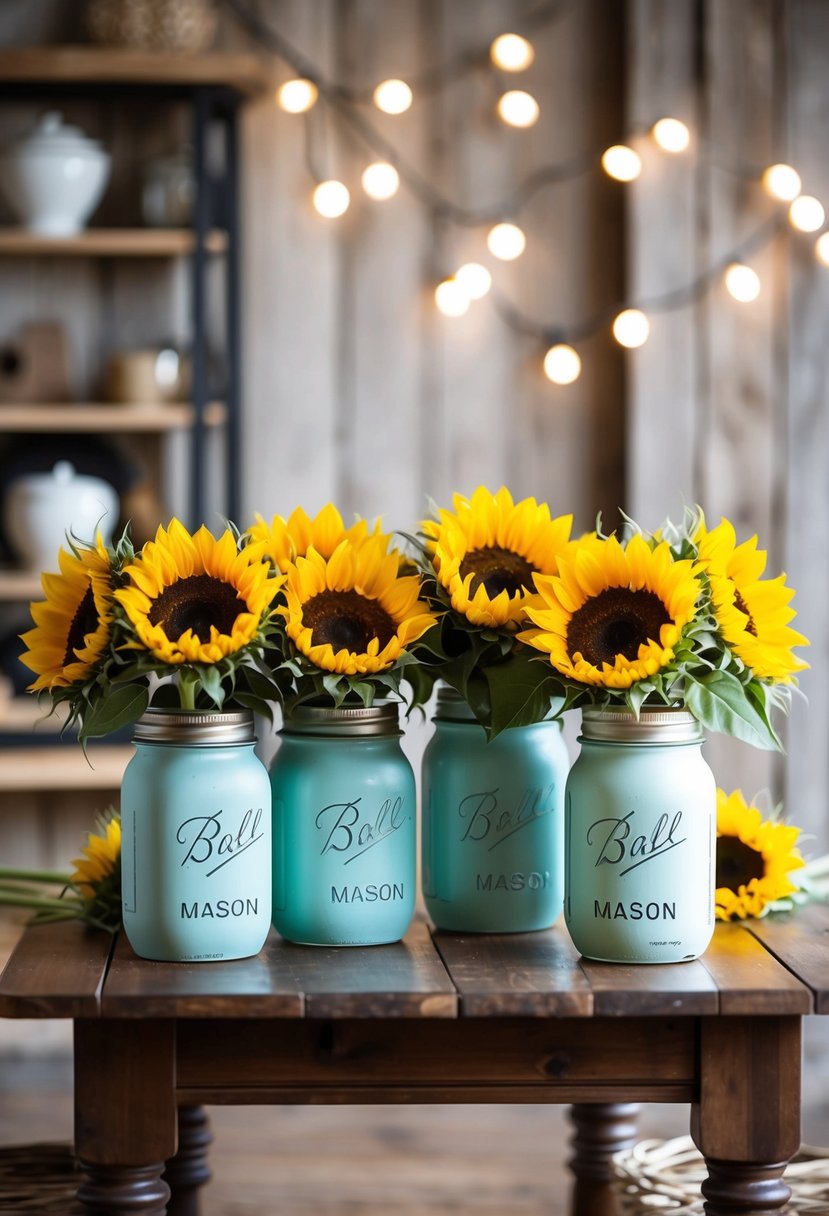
xmin=1 ymin=908 xmax=828 ymax=1216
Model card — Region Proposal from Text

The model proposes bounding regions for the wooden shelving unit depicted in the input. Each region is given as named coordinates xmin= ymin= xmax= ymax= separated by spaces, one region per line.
xmin=0 ymin=47 xmax=273 ymax=96
xmin=0 ymin=401 xmax=226 ymax=433
xmin=0 ymin=745 xmax=133 ymax=792
xmin=0 ymin=227 xmax=227 ymax=257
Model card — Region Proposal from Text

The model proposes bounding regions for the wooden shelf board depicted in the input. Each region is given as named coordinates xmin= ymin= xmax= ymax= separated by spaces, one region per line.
xmin=0 ymin=744 xmax=133 ymax=791
xmin=0 ymin=401 xmax=226 ymax=433
xmin=0 ymin=572 xmax=42 ymax=601
xmin=0 ymin=47 xmax=273 ymax=97
xmin=0 ymin=228 xmax=227 ymax=257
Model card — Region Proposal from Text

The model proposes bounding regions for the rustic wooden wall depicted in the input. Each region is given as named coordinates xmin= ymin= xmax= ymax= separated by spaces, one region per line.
xmin=627 ymin=0 xmax=828 ymax=848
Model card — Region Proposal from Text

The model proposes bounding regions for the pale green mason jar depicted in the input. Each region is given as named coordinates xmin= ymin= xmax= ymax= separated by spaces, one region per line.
xmin=270 ymin=702 xmax=416 ymax=946
xmin=565 ymin=706 xmax=716 ymax=964
xmin=120 ymin=709 xmax=272 ymax=963
xmin=421 ymin=686 xmax=569 ymax=933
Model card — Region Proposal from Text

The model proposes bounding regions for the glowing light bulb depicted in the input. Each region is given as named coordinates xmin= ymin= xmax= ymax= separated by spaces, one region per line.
xmin=724 ymin=263 xmax=761 ymax=303
xmin=652 ymin=117 xmax=690 ymax=153
xmin=373 ymin=79 xmax=412 ymax=114
xmin=455 ymin=262 xmax=492 ymax=300
xmin=361 ymin=161 xmax=400 ymax=200
xmin=276 ymin=78 xmax=319 ymax=114
xmin=601 ymin=145 xmax=642 ymax=182
xmin=789 ymin=194 xmax=825 ymax=232
xmin=496 ymin=89 xmax=540 ymax=128
xmin=435 ymin=278 xmax=470 ymax=317
xmin=815 ymin=232 xmax=829 ymax=266
xmin=486 ymin=222 xmax=526 ymax=261
xmin=490 ymin=33 xmax=535 ymax=71
xmin=312 ymin=179 xmax=350 ymax=219
xmin=612 ymin=308 xmax=650 ymax=348
xmin=763 ymin=163 xmax=801 ymax=202
xmin=543 ymin=344 xmax=581 ymax=385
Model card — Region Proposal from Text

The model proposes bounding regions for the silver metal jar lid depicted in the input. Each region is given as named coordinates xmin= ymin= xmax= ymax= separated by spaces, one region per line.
xmin=580 ymin=706 xmax=703 ymax=744
xmin=133 ymin=708 xmax=256 ymax=745
xmin=433 ymin=684 xmax=477 ymax=722
xmin=282 ymin=702 xmax=402 ymax=737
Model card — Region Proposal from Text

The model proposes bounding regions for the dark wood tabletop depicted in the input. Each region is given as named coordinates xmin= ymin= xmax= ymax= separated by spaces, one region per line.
xmin=1 ymin=907 xmax=827 ymax=1216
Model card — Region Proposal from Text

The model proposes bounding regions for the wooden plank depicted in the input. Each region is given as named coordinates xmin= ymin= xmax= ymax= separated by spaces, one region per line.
xmin=0 ymin=402 xmax=225 ymax=432
xmin=0 ymin=47 xmax=272 ymax=96
xmin=698 ymin=922 xmax=812 ymax=1015
xmin=432 ymin=927 xmax=593 ymax=1017
xmin=0 ymin=921 xmax=111 ymax=1018
xmin=101 ymin=929 xmax=303 ymax=1019
xmin=285 ymin=920 xmax=457 ymax=1019
xmin=578 ymin=957 xmax=719 ymax=1017
xmin=177 ymin=1016 xmax=696 ymax=1100
xmin=743 ymin=903 xmax=829 ymax=1014
xmin=0 ymin=228 xmax=227 ymax=256
xmin=0 ymin=746 xmax=132 ymax=792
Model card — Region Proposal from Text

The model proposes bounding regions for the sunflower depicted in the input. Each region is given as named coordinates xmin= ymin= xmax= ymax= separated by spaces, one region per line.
xmin=280 ymin=534 xmax=437 ymax=675
xmin=521 ymin=533 xmax=702 ymax=689
xmin=715 ymin=788 xmax=805 ymax=920
xmin=246 ymin=503 xmax=377 ymax=572
xmin=423 ymin=485 xmax=572 ymax=629
xmin=696 ymin=519 xmax=809 ymax=682
xmin=70 ymin=815 xmax=121 ymax=901
xmin=20 ymin=538 xmax=114 ymax=691
xmin=115 ymin=519 xmax=282 ymax=666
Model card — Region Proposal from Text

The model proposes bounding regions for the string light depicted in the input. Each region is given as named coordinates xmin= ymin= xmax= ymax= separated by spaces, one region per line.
xmin=651 ymin=118 xmax=690 ymax=153
xmin=724 ymin=263 xmax=761 ymax=302
xmin=373 ymin=79 xmax=413 ymax=115
xmin=815 ymin=232 xmax=829 ymax=266
xmin=276 ymin=78 xmax=318 ymax=113
xmin=763 ymin=163 xmax=802 ymax=202
xmin=613 ymin=309 xmax=650 ymax=348
xmin=361 ymin=161 xmax=400 ymax=200
xmin=435 ymin=277 xmax=470 ymax=317
xmin=497 ymin=90 xmax=540 ymax=128
xmin=490 ymin=33 xmax=535 ymax=71
xmin=312 ymin=180 xmax=350 ymax=218
xmin=789 ymin=195 xmax=825 ymax=233
xmin=455 ymin=262 xmax=492 ymax=299
xmin=487 ymin=222 xmax=526 ymax=260
xmin=601 ymin=145 xmax=642 ymax=182
xmin=543 ymin=343 xmax=581 ymax=385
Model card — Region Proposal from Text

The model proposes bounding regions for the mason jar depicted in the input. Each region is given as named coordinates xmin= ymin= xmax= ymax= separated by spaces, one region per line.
xmin=421 ymin=686 xmax=569 ymax=933
xmin=120 ymin=708 xmax=272 ymax=963
xmin=270 ymin=702 xmax=416 ymax=946
xmin=565 ymin=706 xmax=716 ymax=964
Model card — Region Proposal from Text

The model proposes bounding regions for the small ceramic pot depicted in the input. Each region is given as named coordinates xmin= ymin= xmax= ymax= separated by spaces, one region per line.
xmin=0 ymin=112 xmax=111 ymax=236
xmin=4 ymin=460 xmax=119 ymax=570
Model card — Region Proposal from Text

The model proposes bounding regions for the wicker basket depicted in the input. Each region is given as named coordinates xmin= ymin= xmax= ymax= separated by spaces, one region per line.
xmin=0 ymin=1143 xmax=81 ymax=1213
xmin=614 ymin=1136 xmax=829 ymax=1214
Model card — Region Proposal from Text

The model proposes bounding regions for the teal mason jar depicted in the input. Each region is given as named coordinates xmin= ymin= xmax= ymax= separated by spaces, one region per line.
xmin=270 ymin=703 xmax=416 ymax=946
xmin=120 ymin=709 xmax=272 ymax=963
xmin=421 ymin=686 xmax=569 ymax=933
xmin=565 ymin=707 xmax=716 ymax=964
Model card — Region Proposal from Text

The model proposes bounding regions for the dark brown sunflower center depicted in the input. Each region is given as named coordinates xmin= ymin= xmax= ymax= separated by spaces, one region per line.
xmin=734 ymin=590 xmax=757 ymax=636
xmin=302 ymin=589 xmax=396 ymax=653
xmin=148 ymin=575 xmax=246 ymax=643
xmin=459 ymin=546 xmax=537 ymax=599
xmin=716 ymin=837 xmax=765 ymax=889
xmin=567 ymin=587 xmax=671 ymax=665
xmin=63 ymin=586 xmax=99 ymax=666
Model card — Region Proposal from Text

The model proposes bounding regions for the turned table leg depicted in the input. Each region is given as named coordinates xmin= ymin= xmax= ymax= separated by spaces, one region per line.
xmin=164 ymin=1105 xmax=213 ymax=1216
xmin=74 ymin=1019 xmax=177 ymax=1215
xmin=692 ymin=1015 xmax=801 ymax=1215
xmin=568 ymin=1102 xmax=640 ymax=1216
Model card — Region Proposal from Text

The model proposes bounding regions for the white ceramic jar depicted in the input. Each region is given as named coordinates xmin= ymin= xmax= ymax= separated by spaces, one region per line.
xmin=0 ymin=112 xmax=111 ymax=236
xmin=4 ymin=461 xmax=119 ymax=570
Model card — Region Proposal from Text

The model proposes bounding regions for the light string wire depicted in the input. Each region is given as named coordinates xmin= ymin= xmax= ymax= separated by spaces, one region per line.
xmin=223 ymin=0 xmax=816 ymax=353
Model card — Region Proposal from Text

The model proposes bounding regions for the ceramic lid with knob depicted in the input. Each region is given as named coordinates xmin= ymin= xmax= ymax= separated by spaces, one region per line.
xmin=5 ymin=112 xmax=106 ymax=157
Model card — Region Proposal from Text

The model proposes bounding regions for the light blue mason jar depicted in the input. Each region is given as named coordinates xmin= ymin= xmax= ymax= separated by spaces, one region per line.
xmin=421 ymin=686 xmax=569 ymax=933
xmin=565 ymin=706 xmax=716 ymax=964
xmin=270 ymin=702 xmax=416 ymax=946
xmin=120 ymin=709 xmax=272 ymax=963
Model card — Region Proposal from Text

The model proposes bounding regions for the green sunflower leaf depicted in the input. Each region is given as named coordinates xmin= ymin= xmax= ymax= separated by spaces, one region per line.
xmin=483 ymin=650 xmax=565 ymax=739
xmin=79 ymin=684 xmax=149 ymax=741
xmin=683 ymin=670 xmax=782 ymax=751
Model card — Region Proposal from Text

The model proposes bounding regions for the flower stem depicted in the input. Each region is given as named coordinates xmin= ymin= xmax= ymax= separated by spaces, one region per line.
xmin=0 ymin=868 xmax=71 ymax=884
xmin=179 ymin=670 xmax=198 ymax=711
xmin=0 ymin=893 xmax=80 ymax=912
